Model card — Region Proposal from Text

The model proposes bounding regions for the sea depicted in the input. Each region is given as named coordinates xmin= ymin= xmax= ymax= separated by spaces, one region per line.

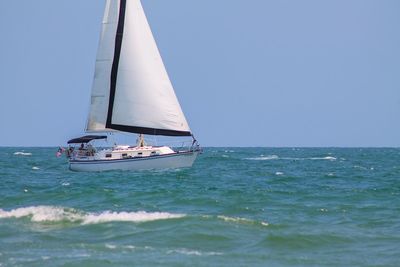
xmin=0 ymin=147 xmax=399 ymax=266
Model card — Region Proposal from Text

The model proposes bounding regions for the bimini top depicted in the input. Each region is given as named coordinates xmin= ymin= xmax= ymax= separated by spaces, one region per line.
xmin=67 ymin=135 xmax=107 ymax=144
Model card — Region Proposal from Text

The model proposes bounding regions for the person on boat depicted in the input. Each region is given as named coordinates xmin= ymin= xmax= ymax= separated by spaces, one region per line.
xmin=78 ymin=143 xmax=87 ymax=156
xmin=66 ymin=147 xmax=74 ymax=158
xmin=137 ymin=134 xmax=146 ymax=147
xmin=87 ymin=144 xmax=95 ymax=156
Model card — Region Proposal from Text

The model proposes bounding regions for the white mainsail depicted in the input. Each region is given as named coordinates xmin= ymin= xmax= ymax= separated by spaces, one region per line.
xmin=86 ymin=0 xmax=191 ymax=136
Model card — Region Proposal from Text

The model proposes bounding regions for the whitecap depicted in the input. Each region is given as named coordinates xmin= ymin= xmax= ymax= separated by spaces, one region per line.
xmin=32 ymin=167 xmax=40 ymax=170
xmin=275 ymin=172 xmax=284 ymax=176
xmin=167 ymin=248 xmax=223 ymax=256
xmin=62 ymin=182 xmax=70 ymax=186
xmin=245 ymin=155 xmax=279 ymax=161
xmin=82 ymin=210 xmax=185 ymax=225
xmin=280 ymin=157 xmax=302 ymax=160
xmin=105 ymin=244 xmax=117 ymax=249
xmin=0 ymin=206 xmax=185 ymax=225
xmin=0 ymin=206 xmax=82 ymax=222
xmin=14 ymin=152 xmax=32 ymax=156
xmin=115 ymin=245 xmax=153 ymax=251
xmin=246 ymin=154 xmax=335 ymax=161
xmin=279 ymin=156 xmax=336 ymax=161
xmin=310 ymin=156 xmax=336 ymax=161
xmin=217 ymin=215 xmax=268 ymax=227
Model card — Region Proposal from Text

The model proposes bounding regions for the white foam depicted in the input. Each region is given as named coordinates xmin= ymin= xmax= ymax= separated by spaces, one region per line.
xmin=246 ymin=155 xmax=335 ymax=161
xmin=32 ymin=167 xmax=40 ymax=170
xmin=167 ymin=248 xmax=223 ymax=256
xmin=317 ymin=156 xmax=336 ymax=161
xmin=275 ymin=172 xmax=284 ymax=176
xmin=0 ymin=206 xmax=81 ymax=222
xmin=105 ymin=244 xmax=117 ymax=249
xmin=244 ymin=155 xmax=337 ymax=161
xmin=217 ymin=215 xmax=269 ymax=227
xmin=280 ymin=156 xmax=337 ymax=161
xmin=0 ymin=206 xmax=185 ymax=225
xmin=14 ymin=152 xmax=32 ymax=156
xmin=82 ymin=211 xmax=185 ymax=225
xmin=245 ymin=155 xmax=279 ymax=161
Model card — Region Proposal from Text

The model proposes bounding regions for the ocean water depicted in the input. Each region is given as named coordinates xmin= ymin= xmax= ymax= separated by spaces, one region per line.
xmin=0 ymin=147 xmax=399 ymax=266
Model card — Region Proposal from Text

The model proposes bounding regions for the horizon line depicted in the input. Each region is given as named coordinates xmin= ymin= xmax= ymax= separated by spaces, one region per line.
xmin=1 ymin=145 xmax=399 ymax=149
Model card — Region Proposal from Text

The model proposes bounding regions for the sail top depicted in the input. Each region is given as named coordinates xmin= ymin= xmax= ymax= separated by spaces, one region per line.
xmin=86 ymin=0 xmax=191 ymax=136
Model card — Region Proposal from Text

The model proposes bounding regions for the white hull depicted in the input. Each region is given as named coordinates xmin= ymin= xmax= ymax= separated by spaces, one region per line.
xmin=69 ymin=151 xmax=198 ymax=172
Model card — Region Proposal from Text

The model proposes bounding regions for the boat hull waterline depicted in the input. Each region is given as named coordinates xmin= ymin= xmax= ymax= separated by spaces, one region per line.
xmin=69 ymin=151 xmax=199 ymax=172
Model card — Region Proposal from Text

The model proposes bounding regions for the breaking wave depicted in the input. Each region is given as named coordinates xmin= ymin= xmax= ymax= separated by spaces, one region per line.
xmin=82 ymin=211 xmax=184 ymax=224
xmin=280 ymin=156 xmax=337 ymax=161
xmin=245 ymin=155 xmax=336 ymax=161
xmin=14 ymin=152 xmax=32 ymax=156
xmin=0 ymin=206 xmax=185 ymax=224
xmin=0 ymin=207 xmax=268 ymax=228
xmin=167 ymin=248 xmax=223 ymax=256
xmin=217 ymin=215 xmax=269 ymax=227
xmin=310 ymin=156 xmax=337 ymax=161
xmin=245 ymin=155 xmax=279 ymax=161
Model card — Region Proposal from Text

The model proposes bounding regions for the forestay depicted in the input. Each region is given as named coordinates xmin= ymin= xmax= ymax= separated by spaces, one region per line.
xmin=86 ymin=0 xmax=191 ymax=136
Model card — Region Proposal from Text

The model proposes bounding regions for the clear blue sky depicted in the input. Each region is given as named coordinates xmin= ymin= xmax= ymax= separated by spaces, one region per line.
xmin=0 ymin=0 xmax=399 ymax=147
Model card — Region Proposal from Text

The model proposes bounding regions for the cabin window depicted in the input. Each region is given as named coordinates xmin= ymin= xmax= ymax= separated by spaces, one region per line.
xmin=137 ymin=152 xmax=143 ymax=156
xmin=106 ymin=154 xmax=112 ymax=158
xmin=122 ymin=153 xmax=127 ymax=157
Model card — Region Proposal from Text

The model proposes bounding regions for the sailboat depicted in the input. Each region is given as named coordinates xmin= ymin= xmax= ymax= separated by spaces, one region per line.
xmin=66 ymin=0 xmax=200 ymax=172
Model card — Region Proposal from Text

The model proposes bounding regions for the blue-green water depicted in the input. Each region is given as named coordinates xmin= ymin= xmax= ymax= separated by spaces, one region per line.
xmin=0 ymin=148 xmax=399 ymax=266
